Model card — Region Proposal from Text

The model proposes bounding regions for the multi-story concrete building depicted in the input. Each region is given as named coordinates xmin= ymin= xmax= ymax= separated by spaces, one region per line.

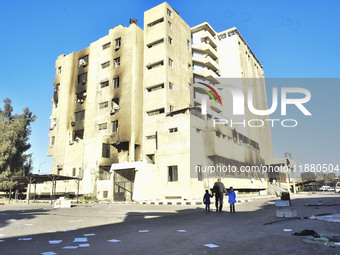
xmin=47 ymin=2 xmax=274 ymax=202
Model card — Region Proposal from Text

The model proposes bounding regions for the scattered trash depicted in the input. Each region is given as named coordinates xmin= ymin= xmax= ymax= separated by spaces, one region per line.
xmin=83 ymin=233 xmax=95 ymax=236
xmin=107 ymin=239 xmax=121 ymax=243
xmin=138 ymin=230 xmax=149 ymax=233
xmin=204 ymin=244 xmax=219 ymax=248
xmin=63 ymin=246 xmax=78 ymax=249
xmin=283 ymin=229 xmax=292 ymax=232
xmin=49 ymin=240 xmax=62 ymax=244
xmin=177 ymin=230 xmax=187 ymax=232
xmin=292 ymin=229 xmax=320 ymax=238
xmin=313 ymin=238 xmax=330 ymax=244
xmin=73 ymin=238 xmax=88 ymax=243
xmin=41 ymin=252 xmax=57 ymax=255
xmin=79 ymin=243 xmax=90 ymax=247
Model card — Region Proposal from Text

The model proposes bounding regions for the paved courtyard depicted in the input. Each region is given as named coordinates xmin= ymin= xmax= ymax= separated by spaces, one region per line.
xmin=0 ymin=193 xmax=339 ymax=254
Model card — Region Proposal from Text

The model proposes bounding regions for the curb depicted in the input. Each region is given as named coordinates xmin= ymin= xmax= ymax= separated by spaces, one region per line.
xmin=135 ymin=199 xmax=252 ymax=205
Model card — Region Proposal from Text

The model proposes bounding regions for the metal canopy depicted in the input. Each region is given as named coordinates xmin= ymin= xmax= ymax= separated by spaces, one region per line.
xmin=0 ymin=174 xmax=81 ymax=205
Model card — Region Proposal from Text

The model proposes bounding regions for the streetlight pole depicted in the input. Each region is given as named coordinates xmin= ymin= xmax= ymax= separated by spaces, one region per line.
xmin=38 ymin=161 xmax=46 ymax=174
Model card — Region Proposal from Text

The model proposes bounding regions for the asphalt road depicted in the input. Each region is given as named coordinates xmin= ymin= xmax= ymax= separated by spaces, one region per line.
xmin=0 ymin=193 xmax=340 ymax=255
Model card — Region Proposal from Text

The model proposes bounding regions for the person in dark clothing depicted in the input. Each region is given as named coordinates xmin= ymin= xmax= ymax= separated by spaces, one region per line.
xmin=203 ymin=189 xmax=213 ymax=214
xmin=212 ymin=178 xmax=226 ymax=212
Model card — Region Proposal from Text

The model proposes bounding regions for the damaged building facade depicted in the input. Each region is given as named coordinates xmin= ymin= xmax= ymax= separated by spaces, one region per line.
xmin=47 ymin=2 xmax=275 ymax=201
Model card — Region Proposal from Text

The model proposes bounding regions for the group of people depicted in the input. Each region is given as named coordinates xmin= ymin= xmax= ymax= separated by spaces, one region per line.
xmin=203 ymin=178 xmax=236 ymax=214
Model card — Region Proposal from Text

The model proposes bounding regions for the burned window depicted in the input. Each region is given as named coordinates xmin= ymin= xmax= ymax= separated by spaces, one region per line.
xmin=102 ymin=143 xmax=110 ymax=158
xmin=168 ymin=166 xmax=178 ymax=182
xmin=75 ymin=110 xmax=85 ymax=122
xmin=73 ymin=129 xmax=84 ymax=140
xmin=114 ymin=57 xmax=120 ymax=68
xmin=76 ymin=91 xmax=86 ymax=104
xmin=112 ymin=120 xmax=118 ymax=132
xmin=77 ymin=73 xmax=87 ymax=85
xmin=111 ymin=98 xmax=120 ymax=114
xmin=53 ymin=83 xmax=60 ymax=106
xmin=78 ymin=55 xmax=88 ymax=67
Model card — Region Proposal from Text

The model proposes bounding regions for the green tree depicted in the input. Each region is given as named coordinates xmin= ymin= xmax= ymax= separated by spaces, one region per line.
xmin=300 ymin=172 xmax=316 ymax=181
xmin=0 ymin=98 xmax=36 ymax=182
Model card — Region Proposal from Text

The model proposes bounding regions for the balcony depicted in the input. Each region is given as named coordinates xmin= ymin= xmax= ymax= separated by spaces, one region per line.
xmin=192 ymin=44 xmax=218 ymax=60
xmin=202 ymin=31 xmax=218 ymax=48
xmin=192 ymin=55 xmax=219 ymax=72
xmin=193 ymin=69 xmax=219 ymax=84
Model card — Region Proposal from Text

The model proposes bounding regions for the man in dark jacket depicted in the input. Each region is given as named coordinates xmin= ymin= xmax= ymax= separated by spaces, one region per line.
xmin=212 ymin=178 xmax=226 ymax=212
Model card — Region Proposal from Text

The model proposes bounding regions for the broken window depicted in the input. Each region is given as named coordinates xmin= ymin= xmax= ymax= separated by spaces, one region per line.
xmin=168 ymin=165 xmax=178 ymax=182
xmin=169 ymin=127 xmax=178 ymax=133
xmin=102 ymin=42 xmax=111 ymax=50
xmin=146 ymin=17 xmax=164 ymax=28
xmin=168 ymin=36 xmax=173 ymax=45
xmin=169 ymin=58 xmax=173 ymax=67
xmin=75 ymin=110 xmax=85 ymax=122
xmin=115 ymin=38 xmax=121 ymax=50
xmin=76 ymin=91 xmax=86 ymax=104
xmin=147 ymin=108 xmax=165 ymax=116
xmin=167 ymin=8 xmax=172 ymax=17
xmin=146 ymin=83 xmax=164 ymax=92
xmin=146 ymin=60 xmax=164 ymax=70
xmin=113 ymin=76 xmax=120 ymax=89
xmin=73 ymin=129 xmax=84 ymax=140
xmin=146 ymin=154 xmax=155 ymax=164
xmin=77 ymin=73 xmax=87 ymax=85
xmin=99 ymin=101 xmax=108 ymax=109
xmin=146 ymin=38 xmax=164 ymax=49
xmin=146 ymin=135 xmax=156 ymax=140
xmin=78 ymin=55 xmax=88 ymax=67
xmin=98 ymin=123 xmax=107 ymax=130
xmin=100 ymin=80 xmax=109 ymax=89
xmin=168 ymin=21 xmax=172 ymax=29
xmin=53 ymin=83 xmax=60 ymax=106
xmin=57 ymin=66 xmax=62 ymax=74
xmin=169 ymin=82 xmax=174 ymax=90
xmin=114 ymin=57 xmax=120 ymax=68
xmin=112 ymin=120 xmax=118 ymax=132
xmin=102 ymin=143 xmax=110 ymax=158
xmin=111 ymin=98 xmax=120 ymax=114
xmin=101 ymin=61 xmax=110 ymax=69
xmin=51 ymin=136 xmax=55 ymax=146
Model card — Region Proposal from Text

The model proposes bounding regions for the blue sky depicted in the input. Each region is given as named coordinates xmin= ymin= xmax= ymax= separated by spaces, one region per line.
xmin=0 ymin=0 xmax=339 ymax=175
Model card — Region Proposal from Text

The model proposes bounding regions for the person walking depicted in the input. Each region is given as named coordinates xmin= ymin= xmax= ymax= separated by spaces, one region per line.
xmin=212 ymin=178 xmax=226 ymax=212
xmin=226 ymin=187 xmax=236 ymax=213
xmin=203 ymin=189 xmax=213 ymax=214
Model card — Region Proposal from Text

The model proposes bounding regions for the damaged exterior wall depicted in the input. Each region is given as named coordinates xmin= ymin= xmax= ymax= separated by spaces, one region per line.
xmin=46 ymin=2 xmax=276 ymax=201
